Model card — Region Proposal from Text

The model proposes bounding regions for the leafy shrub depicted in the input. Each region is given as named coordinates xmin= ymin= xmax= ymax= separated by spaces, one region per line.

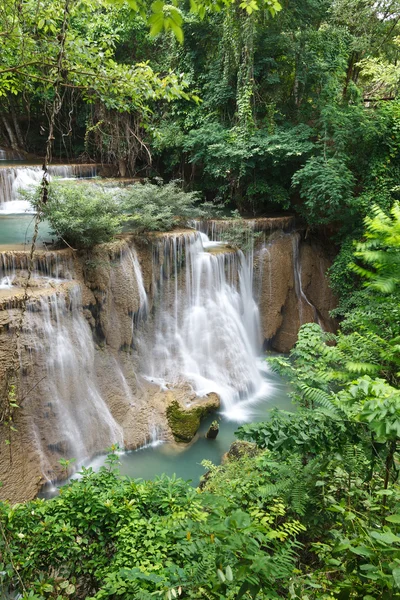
xmin=236 ymin=408 xmax=351 ymax=457
xmin=352 ymin=202 xmax=400 ymax=293
xmin=0 ymin=450 xmax=301 ymax=600
xmin=122 ymin=180 xmax=203 ymax=232
xmin=32 ymin=181 xmax=126 ymax=249
xmin=292 ymin=155 xmax=356 ymax=225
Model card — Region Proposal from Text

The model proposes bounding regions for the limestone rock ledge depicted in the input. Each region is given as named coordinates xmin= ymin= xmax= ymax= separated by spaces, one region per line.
xmin=256 ymin=231 xmax=337 ymax=352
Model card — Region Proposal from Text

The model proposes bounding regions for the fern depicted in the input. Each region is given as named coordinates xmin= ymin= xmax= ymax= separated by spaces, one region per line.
xmin=297 ymin=382 xmax=339 ymax=414
xmin=346 ymin=361 xmax=380 ymax=374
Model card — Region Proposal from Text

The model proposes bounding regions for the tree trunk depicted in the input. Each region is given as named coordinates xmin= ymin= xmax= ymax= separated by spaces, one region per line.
xmin=1 ymin=114 xmax=18 ymax=150
xmin=9 ymin=102 xmax=25 ymax=149
xmin=384 ymin=439 xmax=397 ymax=491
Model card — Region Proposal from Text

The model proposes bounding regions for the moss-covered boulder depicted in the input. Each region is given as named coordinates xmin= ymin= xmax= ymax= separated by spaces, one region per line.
xmin=224 ymin=440 xmax=260 ymax=462
xmin=166 ymin=393 xmax=220 ymax=443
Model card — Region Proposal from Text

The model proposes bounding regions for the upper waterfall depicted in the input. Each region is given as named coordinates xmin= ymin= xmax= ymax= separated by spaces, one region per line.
xmin=0 ymin=163 xmax=99 ymax=213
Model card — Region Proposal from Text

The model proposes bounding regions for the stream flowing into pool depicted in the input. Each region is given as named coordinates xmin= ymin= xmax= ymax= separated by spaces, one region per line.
xmin=40 ymin=365 xmax=291 ymax=497
xmin=104 ymin=367 xmax=291 ymax=483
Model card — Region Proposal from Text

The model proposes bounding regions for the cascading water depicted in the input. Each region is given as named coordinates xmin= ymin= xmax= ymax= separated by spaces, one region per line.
xmin=0 ymin=164 xmax=98 ymax=213
xmin=0 ymin=250 xmax=74 ymax=289
xmin=123 ymin=246 xmax=148 ymax=321
xmin=24 ymin=287 xmax=123 ymax=475
xmin=138 ymin=231 xmax=270 ymax=420
xmin=291 ymin=233 xmax=321 ymax=327
xmin=0 ymin=147 xmax=23 ymax=161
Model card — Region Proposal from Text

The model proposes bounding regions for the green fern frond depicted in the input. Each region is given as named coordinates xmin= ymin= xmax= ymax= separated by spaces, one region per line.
xmin=298 ymin=383 xmax=339 ymax=414
xmin=345 ymin=361 xmax=380 ymax=374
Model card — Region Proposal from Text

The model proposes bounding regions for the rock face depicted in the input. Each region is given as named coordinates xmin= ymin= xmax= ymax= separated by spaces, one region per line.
xmin=0 ymin=241 xmax=162 ymax=502
xmin=256 ymin=231 xmax=337 ymax=352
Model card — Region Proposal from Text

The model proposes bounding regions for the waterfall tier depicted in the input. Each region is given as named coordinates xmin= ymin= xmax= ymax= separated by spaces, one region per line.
xmin=24 ymin=288 xmax=123 ymax=466
xmin=137 ymin=232 xmax=268 ymax=419
xmin=0 ymin=163 xmax=98 ymax=213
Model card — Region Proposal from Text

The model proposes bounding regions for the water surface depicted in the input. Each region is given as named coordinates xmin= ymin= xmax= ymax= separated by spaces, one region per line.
xmin=0 ymin=215 xmax=50 ymax=248
xmin=115 ymin=368 xmax=291 ymax=483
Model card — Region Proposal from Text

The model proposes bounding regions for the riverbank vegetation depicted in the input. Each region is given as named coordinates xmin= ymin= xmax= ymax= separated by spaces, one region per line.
xmin=28 ymin=180 xmax=206 ymax=247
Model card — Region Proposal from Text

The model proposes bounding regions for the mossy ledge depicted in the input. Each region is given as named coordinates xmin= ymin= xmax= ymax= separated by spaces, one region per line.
xmin=166 ymin=394 xmax=220 ymax=443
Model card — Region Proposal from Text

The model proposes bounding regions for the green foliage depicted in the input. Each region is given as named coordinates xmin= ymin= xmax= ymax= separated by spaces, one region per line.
xmin=235 ymin=391 xmax=400 ymax=598
xmin=352 ymin=202 xmax=400 ymax=293
xmin=0 ymin=449 xmax=301 ymax=600
xmin=329 ymin=202 xmax=400 ymax=384
xmin=27 ymin=179 xmax=209 ymax=247
xmin=122 ymin=180 xmax=203 ymax=231
xmin=248 ymin=203 xmax=400 ymax=597
xmin=328 ymin=237 xmax=361 ymax=316
xmin=236 ymin=409 xmax=351 ymax=457
xmin=30 ymin=182 xmax=126 ymax=249
xmin=108 ymin=0 xmax=282 ymax=42
xmin=182 ymin=123 xmax=314 ymax=209
xmin=292 ymin=156 xmax=356 ymax=225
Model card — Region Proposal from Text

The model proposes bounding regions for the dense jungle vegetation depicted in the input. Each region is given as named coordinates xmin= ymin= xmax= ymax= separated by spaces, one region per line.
xmin=1 ymin=0 xmax=400 ymax=598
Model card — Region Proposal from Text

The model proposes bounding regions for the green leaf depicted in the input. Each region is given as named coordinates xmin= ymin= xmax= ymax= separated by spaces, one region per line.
xmin=149 ymin=13 xmax=164 ymax=37
xmin=369 ymin=530 xmax=400 ymax=544
xmin=393 ymin=568 xmax=400 ymax=588
xmin=66 ymin=584 xmax=76 ymax=595
xmin=170 ymin=21 xmax=184 ymax=43
xmin=151 ymin=0 xmax=164 ymax=12
xmin=350 ymin=545 xmax=373 ymax=557
xmin=386 ymin=514 xmax=400 ymax=523
xmin=217 ymin=569 xmax=226 ymax=583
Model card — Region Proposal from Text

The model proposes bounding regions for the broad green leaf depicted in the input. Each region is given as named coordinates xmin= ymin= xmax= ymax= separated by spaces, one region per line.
xmin=386 ymin=514 xmax=400 ymax=523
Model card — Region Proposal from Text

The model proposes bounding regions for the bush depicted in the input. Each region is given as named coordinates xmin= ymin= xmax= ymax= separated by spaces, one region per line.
xmin=121 ymin=180 xmax=203 ymax=232
xmin=32 ymin=181 xmax=126 ymax=249
xmin=0 ymin=450 xmax=301 ymax=599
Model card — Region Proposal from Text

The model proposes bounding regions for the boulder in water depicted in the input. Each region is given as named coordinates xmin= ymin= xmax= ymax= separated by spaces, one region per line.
xmin=166 ymin=392 xmax=220 ymax=443
xmin=206 ymin=420 xmax=219 ymax=439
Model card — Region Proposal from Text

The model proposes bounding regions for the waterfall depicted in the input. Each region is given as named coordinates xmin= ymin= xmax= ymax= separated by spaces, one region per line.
xmin=0 ymin=147 xmax=23 ymax=160
xmin=138 ymin=232 xmax=269 ymax=420
xmin=0 ymin=250 xmax=74 ymax=289
xmin=23 ymin=287 xmax=123 ymax=474
xmin=0 ymin=164 xmax=98 ymax=213
xmin=123 ymin=246 xmax=148 ymax=320
xmin=291 ymin=233 xmax=321 ymax=327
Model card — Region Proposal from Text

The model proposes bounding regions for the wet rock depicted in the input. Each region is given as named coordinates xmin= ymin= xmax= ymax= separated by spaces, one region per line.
xmin=257 ymin=232 xmax=337 ymax=352
xmin=224 ymin=440 xmax=260 ymax=461
xmin=166 ymin=393 xmax=220 ymax=443
xmin=206 ymin=420 xmax=219 ymax=439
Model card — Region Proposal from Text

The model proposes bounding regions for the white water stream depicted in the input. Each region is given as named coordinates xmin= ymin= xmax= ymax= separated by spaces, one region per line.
xmin=138 ymin=231 xmax=271 ymax=421
xmin=25 ymin=288 xmax=123 ymax=472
